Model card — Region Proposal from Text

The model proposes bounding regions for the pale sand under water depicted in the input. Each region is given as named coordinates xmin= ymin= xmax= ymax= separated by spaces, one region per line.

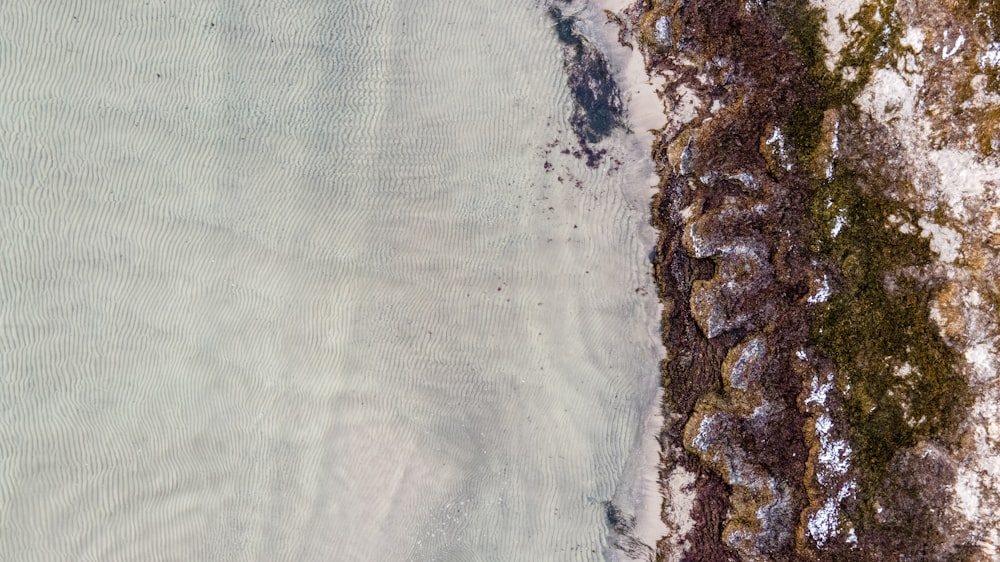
xmin=576 ymin=0 xmax=672 ymax=558
xmin=0 ymin=1 xmax=665 ymax=560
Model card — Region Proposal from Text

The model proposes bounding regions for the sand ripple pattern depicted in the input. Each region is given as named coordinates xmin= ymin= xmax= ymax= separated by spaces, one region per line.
xmin=0 ymin=1 xmax=662 ymax=560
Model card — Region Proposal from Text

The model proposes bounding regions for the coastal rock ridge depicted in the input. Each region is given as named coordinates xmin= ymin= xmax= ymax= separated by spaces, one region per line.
xmin=611 ymin=0 xmax=1000 ymax=558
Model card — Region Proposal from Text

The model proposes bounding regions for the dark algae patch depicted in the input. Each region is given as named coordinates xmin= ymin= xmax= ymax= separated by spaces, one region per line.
xmin=548 ymin=4 xmax=626 ymax=167
xmin=615 ymin=0 xmax=976 ymax=558
xmin=604 ymin=501 xmax=657 ymax=560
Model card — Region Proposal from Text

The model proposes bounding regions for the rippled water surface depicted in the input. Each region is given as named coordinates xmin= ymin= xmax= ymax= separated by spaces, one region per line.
xmin=0 ymin=1 xmax=662 ymax=559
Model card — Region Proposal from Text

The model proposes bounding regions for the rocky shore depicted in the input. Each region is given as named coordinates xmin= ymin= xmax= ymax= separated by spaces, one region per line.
xmin=609 ymin=0 xmax=1000 ymax=559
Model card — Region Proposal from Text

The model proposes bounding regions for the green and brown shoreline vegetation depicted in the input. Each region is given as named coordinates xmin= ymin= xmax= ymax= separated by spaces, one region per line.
xmin=608 ymin=0 xmax=1000 ymax=558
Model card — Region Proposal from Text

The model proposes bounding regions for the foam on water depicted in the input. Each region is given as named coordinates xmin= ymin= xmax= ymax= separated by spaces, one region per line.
xmin=0 ymin=1 xmax=663 ymax=560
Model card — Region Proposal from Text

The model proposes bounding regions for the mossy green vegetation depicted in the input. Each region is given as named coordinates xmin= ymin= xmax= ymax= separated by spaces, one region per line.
xmin=810 ymin=164 xmax=966 ymax=481
xmin=643 ymin=0 xmax=977 ymax=553
xmin=766 ymin=0 xmax=974 ymax=549
xmin=835 ymin=0 xmax=903 ymax=95
xmin=769 ymin=0 xmax=905 ymax=156
xmin=769 ymin=0 xmax=971 ymax=541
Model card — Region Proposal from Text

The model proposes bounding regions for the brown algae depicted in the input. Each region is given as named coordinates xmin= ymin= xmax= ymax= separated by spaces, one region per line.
xmin=618 ymin=0 xmax=978 ymax=557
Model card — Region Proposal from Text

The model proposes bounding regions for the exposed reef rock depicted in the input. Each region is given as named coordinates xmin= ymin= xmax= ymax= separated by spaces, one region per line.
xmin=611 ymin=0 xmax=1000 ymax=558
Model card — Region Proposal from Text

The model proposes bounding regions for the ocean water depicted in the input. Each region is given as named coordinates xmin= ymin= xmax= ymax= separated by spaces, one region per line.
xmin=0 ymin=1 xmax=663 ymax=560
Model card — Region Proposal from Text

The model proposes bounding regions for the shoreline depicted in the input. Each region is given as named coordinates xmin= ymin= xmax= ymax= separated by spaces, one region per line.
xmin=612 ymin=0 xmax=1000 ymax=559
xmin=576 ymin=1 xmax=673 ymax=559
xmin=551 ymin=1 xmax=672 ymax=558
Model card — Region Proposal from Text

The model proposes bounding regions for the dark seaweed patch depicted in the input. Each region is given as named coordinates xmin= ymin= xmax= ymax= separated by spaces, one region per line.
xmin=603 ymin=501 xmax=656 ymax=559
xmin=552 ymin=7 xmax=578 ymax=45
xmin=548 ymin=6 xmax=625 ymax=167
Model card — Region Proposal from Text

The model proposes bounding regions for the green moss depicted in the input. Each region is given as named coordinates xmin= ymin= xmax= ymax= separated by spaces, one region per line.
xmin=771 ymin=0 xmax=829 ymax=76
xmin=767 ymin=0 xmax=968 ymax=480
xmin=835 ymin=0 xmax=903 ymax=96
xmin=809 ymin=164 xmax=967 ymax=528
xmin=809 ymin=166 xmax=928 ymax=266
xmin=773 ymin=0 xmax=970 ymax=531
xmin=817 ymin=274 xmax=961 ymax=473
xmin=799 ymin=0 xmax=967 ymax=480
xmin=771 ymin=0 xmax=906 ymax=154
xmin=787 ymin=105 xmax=828 ymax=160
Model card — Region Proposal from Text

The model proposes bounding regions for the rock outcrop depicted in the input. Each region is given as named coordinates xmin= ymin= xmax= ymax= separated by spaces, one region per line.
xmin=614 ymin=0 xmax=1000 ymax=558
